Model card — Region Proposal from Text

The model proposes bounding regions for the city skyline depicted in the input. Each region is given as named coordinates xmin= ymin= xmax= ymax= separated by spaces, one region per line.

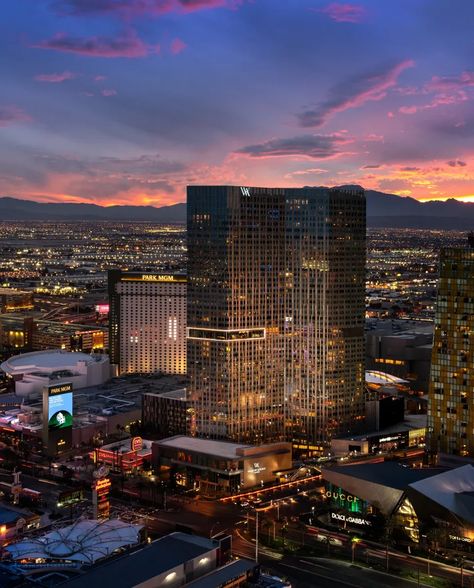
xmin=2 ymin=1 xmax=474 ymax=206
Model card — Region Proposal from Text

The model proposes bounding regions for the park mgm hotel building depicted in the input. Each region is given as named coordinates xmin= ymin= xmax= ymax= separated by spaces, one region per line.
xmin=429 ymin=246 xmax=474 ymax=458
xmin=187 ymin=185 xmax=366 ymax=449
xmin=108 ymin=270 xmax=186 ymax=375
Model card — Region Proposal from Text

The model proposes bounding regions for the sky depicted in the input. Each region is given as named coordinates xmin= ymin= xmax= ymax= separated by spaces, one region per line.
xmin=1 ymin=0 xmax=474 ymax=207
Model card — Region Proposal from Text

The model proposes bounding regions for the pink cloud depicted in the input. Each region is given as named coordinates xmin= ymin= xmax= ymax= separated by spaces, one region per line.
xmin=53 ymin=0 xmax=244 ymax=18
xmin=33 ymin=30 xmax=159 ymax=58
xmin=399 ymin=90 xmax=468 ymax=115
xmin=34 ymin=71 xmax=77 ymax=83
xmin=94 ymin=75 xmax=107 ymax=81
xmin=317 ymin=3 xmax=367 ymax=23
xmin=298 ymin=60 xmax=415 ymax=127
xmin=426 ymin=70 xmax=474 ymax=92
xmin=170 ymin=37 xmax=187 ymax=55
xmin=101 ymin=88 xmax=117 ymax=96
xmin=0 ymin=105 xmax=31 ymax=127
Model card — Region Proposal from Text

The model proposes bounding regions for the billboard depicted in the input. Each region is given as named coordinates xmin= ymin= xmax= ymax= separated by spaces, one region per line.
xmin=48 ymin=384 xmax=73 ymax=431
xmin=43 ymin=382 xmax=73 ymax=455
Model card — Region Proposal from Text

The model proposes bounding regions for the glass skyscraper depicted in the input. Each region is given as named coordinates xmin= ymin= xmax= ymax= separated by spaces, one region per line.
xmin=428 ymin=247 xmax=474 ymax=458
xmin=187 ymin=185 xmax=366 ymax=448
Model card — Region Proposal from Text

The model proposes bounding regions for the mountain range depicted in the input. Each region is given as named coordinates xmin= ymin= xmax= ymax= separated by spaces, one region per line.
xmin=1 ymin=191 xmax=474 ymax=229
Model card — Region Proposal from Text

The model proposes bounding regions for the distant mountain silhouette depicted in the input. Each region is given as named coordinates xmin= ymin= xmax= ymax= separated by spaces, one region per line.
xmin=1 ymin=192 xmax=474 ymax=228
xmin=0 ymin=197 xmax=186 ymax=222
xmin=366 ymin=190 xmax=474 ymax=229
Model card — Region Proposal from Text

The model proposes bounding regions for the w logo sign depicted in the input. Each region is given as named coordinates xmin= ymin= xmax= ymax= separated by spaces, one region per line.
xmin=240 ymin=186 xmax=251 ymax=197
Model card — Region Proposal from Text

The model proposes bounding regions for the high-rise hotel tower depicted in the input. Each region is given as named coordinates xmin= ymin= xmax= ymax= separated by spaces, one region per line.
xmin=429 ymin=246 xmax=474 ymax=458
xmin=109 ymin=270 xmax=186 ymax=375
xmin=187 ymin=186 xmax=366 ymax=447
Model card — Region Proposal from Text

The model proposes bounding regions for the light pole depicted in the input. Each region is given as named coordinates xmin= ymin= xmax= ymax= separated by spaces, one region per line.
xmin=255 ymin=509 xmax=259 ymax=562
xmin=351 ymin=537 xmax=361 ymax=564
xmin=210 ymin=522 xmax=220 ymax=539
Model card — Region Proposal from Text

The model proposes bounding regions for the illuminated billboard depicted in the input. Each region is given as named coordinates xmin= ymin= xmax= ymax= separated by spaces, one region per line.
xmin=43 ymin=382 xmax=73 ymax=455
xmin=48 ymin=385 xmax=73 ymax=430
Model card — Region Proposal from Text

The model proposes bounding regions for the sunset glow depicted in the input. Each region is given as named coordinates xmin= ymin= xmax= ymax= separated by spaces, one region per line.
xmin=1 ymin=1 xmax=473 ymax=206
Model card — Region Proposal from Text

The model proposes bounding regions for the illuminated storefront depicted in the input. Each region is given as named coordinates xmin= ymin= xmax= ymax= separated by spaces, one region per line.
xmin=153 ymin=436 xmax=292 ymax=497
xmin=322 ymin=462 xmax=474 ymax=547
xmin=91 ymin=437 xmax=152 ymax=473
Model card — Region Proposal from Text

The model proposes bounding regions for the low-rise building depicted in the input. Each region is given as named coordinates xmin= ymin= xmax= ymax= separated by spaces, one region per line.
xmin=91 ymin=437 xmax=152 ymax=472
xmin=153 ymin=435 xmax=292 ymax=497
xmin=321 ymin=462 xmax=474 ymax=547
xmin=0 ymin=504 xmax=40 ymax=541
xmin=366 ymin=320 xmax=433 ymax=392
xmin=330 ymin=414 xmax=427 ymax=457
xmin=0 ymin=287 xmax=34 ymax=313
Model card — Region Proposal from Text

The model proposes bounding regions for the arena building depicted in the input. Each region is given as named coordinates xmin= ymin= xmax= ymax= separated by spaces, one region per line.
xmin=0 ymin=350 xmax=110 ymax=396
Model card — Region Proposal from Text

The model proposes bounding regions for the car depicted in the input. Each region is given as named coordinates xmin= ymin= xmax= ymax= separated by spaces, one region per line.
xmin=240 ymin=501 xmax=250 ymax=507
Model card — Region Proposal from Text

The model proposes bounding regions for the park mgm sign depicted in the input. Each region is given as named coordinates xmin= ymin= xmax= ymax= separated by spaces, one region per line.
xmin=121 ymin=274 xmax=187 ymax=283
xmin=42 ymin=382 xmax=73 ymax=456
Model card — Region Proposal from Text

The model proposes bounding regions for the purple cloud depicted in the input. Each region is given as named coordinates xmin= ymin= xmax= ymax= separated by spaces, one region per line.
xmin=235 ymin=133 xmax=352 ymax=159
xmin=447 ymin=159 xmax=467 ymax=167
xmin=101 ymin=88 xmax=117 ymax=96
xmin=0 ymin=105 xmax=31 ymax=127
xmin=33 ymin=30 xmax=159 ymax=58
xmin=297 ymin=60 xmax=414 ymax=127
xmin=317 ymin=3 xmax=367 ymax=23
xmin=35 ymin=71 xmax=77 ymax=83
xmin=52 ymin=0 xmax=243 ymax=18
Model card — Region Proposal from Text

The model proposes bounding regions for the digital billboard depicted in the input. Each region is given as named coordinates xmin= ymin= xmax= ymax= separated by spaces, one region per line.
xmin=43 ymin=382 xmax=73 ymax=455
xmin=48 ymin=387 xmax=73 ymax=430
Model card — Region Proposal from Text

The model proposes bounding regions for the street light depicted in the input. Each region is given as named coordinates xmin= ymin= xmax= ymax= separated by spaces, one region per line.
xmin=351 ymin=537 xmax=361 ymax=564
xmin=255 ymin=508 xmax=260 ymax=562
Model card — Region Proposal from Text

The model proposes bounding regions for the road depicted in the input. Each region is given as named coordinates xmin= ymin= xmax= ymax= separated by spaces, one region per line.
xmin=232 ymin=530 xmax=431 ymax=587
xmin=2 ymin=465 xmax=471 ymax=586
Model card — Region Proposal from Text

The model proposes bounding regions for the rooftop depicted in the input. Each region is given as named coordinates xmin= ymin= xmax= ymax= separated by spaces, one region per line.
xmin=409 ymin=464 xmax=474 ymax=524
xmin=323 ymin=462 xmax=443 ymax=491
xmin=5 ymin=519 xmax=142 ymax=565
xmin=1 ymin=350 xmax=105 ymax=373
xmin=157 ymin=435 xmax=252 ymax=460
xmin=185 ymin=558 xmax=256 ymax=587
xmin=0 ymin=287 xmax=31 ymax=296
xmin=60 ymin=532 xmax=217 ymax=588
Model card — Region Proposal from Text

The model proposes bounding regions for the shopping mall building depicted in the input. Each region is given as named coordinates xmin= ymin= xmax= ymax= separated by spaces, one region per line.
xmin=321 ymin=462 xmax=474 ymax=549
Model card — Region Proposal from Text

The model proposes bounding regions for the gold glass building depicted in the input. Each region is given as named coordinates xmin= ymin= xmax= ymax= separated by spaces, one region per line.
xmin=429 ymin=247 xmax=474 ymax=457
xmin=187 ymin=186 xmax=286 ymax=443
xmin=285 ymin=187 xmax=366 ymax=451
xmin=187 ymin=185 xmax=366 ymax=448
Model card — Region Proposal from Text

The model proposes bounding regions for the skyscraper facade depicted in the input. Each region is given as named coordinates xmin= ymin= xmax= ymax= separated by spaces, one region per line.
xmin=428 ymin=247 xmax=474 ymax=458
xmin=285 ymin=187 xmax=366 ymax=451
xmin=109 ymin=270 xmax=186 ymax=375
xmin=187 ymin=186 xmax=286 ymax=443
xmin=187 ymin=185 xmax=366 ymax=448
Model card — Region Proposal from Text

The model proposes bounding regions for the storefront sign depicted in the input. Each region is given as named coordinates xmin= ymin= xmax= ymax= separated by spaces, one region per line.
xmin=248 ymin=462 xmax=266 ymax=475
xmin=131 ymin=436 xmax=143 ymax=452
xmin=325 ymin=490 xmax=358 ymax=503
xmin=449 ymin=534 xmax=472 ymax=543
xmin=331 ymin=512 xmax=371 ymax=526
